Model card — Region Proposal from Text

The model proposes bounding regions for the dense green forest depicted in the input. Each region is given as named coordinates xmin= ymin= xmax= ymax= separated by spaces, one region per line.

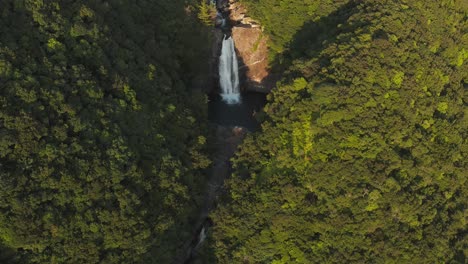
xmin=1 ymin=0 xmax=467 ymax=263
xmin=211 ymin=0 xmax=467 ymax=263
xmin=0 ymin=0 xmax=212 ymax=263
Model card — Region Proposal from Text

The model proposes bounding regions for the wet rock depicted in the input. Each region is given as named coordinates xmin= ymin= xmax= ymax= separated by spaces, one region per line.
xmin=214 ymin=16 xmax=224 ymax=27
xmin=208 ymin=28 xmax=224 ymax=93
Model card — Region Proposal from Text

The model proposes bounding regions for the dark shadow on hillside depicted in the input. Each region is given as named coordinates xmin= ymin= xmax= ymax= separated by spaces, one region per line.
xmin=266 ymin=1 xmax=360 ymax=84
xmin=0 ymin=242 xmax=24 ymax=264
xmin=1 ymin=1 xmax=214 ymax=263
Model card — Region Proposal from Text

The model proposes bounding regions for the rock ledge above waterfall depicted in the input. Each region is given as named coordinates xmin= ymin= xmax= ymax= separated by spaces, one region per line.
xmin=229 ymin=0 xmax=275 ymax=93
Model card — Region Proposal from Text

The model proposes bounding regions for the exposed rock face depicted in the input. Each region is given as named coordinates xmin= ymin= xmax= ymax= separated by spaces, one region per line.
xmin=209 ymin=28 xmax=225 ymax=93
xmin=232 ymin=27 xmax=269 ymax=91
xmin=229 ymin=0 xmax=273 ymax=93
xmin=229 ymin=1 xmax=247 ymax=23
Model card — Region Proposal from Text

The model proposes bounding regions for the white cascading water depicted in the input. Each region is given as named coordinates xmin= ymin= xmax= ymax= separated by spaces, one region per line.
xmin=219 ymin=36 xmax=241 ymax=104
xmin=195 ymin=227 xmax=206 ymax=249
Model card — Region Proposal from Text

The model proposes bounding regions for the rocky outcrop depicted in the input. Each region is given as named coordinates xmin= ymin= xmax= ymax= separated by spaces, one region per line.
xmin=229 ymin=0 xmax=260 ymax=28
xmin=232 ymin=26 xmax=270 ymax=92
xmin=229 ymin=0 xmax=274 ymax=93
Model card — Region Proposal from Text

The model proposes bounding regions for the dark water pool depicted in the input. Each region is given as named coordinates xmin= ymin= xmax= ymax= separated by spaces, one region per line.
xmin=208 ymin=92 xmax=267 ymax=131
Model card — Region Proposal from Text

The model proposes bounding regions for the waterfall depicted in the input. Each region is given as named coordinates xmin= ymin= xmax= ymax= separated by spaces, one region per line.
xmin=219 ymin=36 xmax=241 ymax=104
xmin=197 ymin=227 xmax=206 ymax=247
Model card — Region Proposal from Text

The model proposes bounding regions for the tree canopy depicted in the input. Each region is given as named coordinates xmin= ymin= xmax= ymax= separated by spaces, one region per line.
xmin=211 ymin=0 xmax=467 ymax=263
xmin=1 ymin=0 xmax=466 ymax=263
xmin=0 ymin=0 xmax=212 ymax=263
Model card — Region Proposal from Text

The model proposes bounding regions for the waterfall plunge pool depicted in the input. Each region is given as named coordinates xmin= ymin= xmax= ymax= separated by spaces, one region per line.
xmin=208 ymin=91 xmax=267 ymax=132
xmin=211 ymin=35 xmax=266 ymax=132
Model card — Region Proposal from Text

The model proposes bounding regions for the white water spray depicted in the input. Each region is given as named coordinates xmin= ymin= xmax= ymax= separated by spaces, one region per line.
xmin=219 ymin=36 xmax=241 ymax=104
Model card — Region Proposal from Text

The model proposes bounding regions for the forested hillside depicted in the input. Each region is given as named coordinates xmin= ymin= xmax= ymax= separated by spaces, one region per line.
xmin=212 ymin=0 xmax=467 ymax=263
xmin=1 ymin=0 xmax=467 ymax=263
xmin=0 ymin=1 xmax=212 ymax=263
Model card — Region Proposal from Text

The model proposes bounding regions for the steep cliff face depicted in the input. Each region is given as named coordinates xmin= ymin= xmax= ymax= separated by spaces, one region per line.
xmin=210 ymin=28 xmax=225 ymax=93
xmin=229 ymin=0 xmax=273 ymax=93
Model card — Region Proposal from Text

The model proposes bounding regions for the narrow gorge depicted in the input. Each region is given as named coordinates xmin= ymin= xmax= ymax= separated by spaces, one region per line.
xmin=176 ymin=1 xmax=272 ymax=262
xmin=1 ymin=1 xmax=464 ymax=263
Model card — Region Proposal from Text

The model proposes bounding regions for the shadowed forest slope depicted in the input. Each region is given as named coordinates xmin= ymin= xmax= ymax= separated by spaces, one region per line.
xmin=0 ymin=1 xmax=212 ymax=263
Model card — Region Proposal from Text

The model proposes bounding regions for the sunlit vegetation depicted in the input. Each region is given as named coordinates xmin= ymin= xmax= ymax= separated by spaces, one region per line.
xmin=211 ymin=0 xmax=467 ymax=263
xmin=1 ymin=0 xmax=466 ymax=263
